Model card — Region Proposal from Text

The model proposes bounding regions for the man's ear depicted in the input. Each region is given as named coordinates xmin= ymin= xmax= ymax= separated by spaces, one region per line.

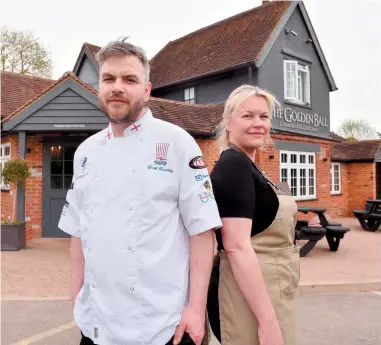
xmin=144 ymin=82 xmax=152 ymax=102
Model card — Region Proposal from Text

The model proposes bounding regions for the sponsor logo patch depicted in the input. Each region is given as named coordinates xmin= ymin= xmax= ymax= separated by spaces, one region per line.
xmin=195 ymin=173 xmax=209 ymax=182
xmin=189 ymin=156 xmax=207 ymax=169
xmin=198 ymin=180 xmax=214 ymax=203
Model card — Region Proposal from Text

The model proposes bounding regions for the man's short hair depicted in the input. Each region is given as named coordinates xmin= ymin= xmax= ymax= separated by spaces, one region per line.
xmin=96 ymin=37 xmax=150 ymax=83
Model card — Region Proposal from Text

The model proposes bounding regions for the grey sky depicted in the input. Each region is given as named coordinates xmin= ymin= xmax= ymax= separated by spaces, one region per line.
xmin=1 ymin=0 xmax=380 ymax=132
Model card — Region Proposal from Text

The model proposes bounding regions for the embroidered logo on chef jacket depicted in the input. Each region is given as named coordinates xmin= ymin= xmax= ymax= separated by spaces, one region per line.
xmin=198 ymin=180 xmax=214 ymax=203
xmin=105 ymin=131 xmax=113 ymax=139
xmin=148 ymin=143 xmax=173 ymax=173
xmin=76 ymin=157 xmax=88 ymax=180
xmin=189 ymin=156 xmax=207 ymax=169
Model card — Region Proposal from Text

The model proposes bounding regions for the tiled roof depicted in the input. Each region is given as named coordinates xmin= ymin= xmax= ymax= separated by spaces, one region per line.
xmin=149 ymin=1 xmax=292 ymax=89
xmin=84 ymin=42 xmax=101 ymax=58
xmin=330 ymin=132 xmax=346 ymax=142
xmin=331 ymin=140 xmax=381 ymax=161
xmin=147 ymin=98 xmax=223 ymax=135
xmin=1 ymin=72 xmax=97 ymax=123
xmin=2 ymin=71 xmax=223 ymax=136
xmin=1 ymin=71 xmax=55 ymax=120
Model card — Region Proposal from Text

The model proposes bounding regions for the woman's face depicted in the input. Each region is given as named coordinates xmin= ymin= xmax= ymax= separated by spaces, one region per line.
xmin=227 ymin=95 xmax=271 ymax=151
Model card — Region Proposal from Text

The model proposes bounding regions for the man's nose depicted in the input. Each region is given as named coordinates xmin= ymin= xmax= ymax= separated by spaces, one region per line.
xmin=112 ymin=78 xmax=124 ymax=93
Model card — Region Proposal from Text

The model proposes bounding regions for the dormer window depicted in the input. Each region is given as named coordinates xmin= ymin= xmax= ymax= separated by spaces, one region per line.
xmin=184 ymin=87 xmax=195 ymax=103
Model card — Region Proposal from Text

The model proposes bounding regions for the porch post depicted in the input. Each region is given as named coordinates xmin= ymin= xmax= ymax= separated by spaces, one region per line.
xmin=17 ymin=131 xmax=26 ymax=222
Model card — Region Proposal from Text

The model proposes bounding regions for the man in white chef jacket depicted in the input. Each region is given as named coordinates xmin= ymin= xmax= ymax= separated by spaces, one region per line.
xmin=58 ymin=38 xmax=222 ymax=345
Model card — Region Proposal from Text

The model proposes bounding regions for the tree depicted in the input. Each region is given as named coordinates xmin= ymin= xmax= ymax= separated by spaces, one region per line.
xmin=335 ymin=119 xmax=378 ymax=141
xmin=0 ymin=27 xmax=53 ymax=78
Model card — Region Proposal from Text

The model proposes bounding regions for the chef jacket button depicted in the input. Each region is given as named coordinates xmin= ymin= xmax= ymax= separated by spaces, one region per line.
xmin=129 ymin=207 xmax=134 ymax=211
xmin=127 ymin=246 xmax=132 ymax=250
xmin=92 ymin=284 xmax=95 ymax=288
xmin=130 ymin=287 xmax=134 ymax=291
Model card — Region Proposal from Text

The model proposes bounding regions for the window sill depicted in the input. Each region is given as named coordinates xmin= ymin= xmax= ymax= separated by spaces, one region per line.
xmin=294 ymin=197 xmax=317 ymax=201
xmin=330 ymin=192 xmax=341 ymax=196
xmin=1 ymin=188 xmax=10 ymax=192
xmin=284 ymin=100 xmax=312 ymax=110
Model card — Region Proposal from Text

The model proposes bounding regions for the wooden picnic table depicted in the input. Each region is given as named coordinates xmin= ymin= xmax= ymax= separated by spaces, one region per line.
xmin=296 ymin=206 xmax=350 ymax=256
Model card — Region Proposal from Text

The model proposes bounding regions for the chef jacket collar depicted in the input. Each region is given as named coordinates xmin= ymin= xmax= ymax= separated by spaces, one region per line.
xmin=104 ymin=108 xmax=153 ymax=139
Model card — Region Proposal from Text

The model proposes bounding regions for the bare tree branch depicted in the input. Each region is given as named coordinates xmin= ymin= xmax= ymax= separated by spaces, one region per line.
xmin=336 ymin=119 xmax=377 ymax=141
xmin=0 ymin=26 xmax=53 ymax=78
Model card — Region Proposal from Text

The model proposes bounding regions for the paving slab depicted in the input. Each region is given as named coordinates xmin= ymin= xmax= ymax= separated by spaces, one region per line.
xmin=2 ymin=293 xmax=380 ymax=345
xmin=1 ymin=217 xmax=380 ymax=300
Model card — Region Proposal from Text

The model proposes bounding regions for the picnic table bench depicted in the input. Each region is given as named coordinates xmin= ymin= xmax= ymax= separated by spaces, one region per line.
xmin=353 ymin=200 xmax=381 ymax=232
xmin=295 ymin=206 xmax=350 ymax=257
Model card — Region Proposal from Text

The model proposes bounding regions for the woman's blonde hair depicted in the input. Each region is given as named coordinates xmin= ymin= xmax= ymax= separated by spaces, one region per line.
xmin=217 ymin=84 xmax=280 ymax=151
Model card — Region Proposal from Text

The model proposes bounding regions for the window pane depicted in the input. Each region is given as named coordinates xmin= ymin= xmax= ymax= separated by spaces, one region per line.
xmin=51 ymin=175 xmax=63 ymax=189
xmin=64 ymin=161 xmax=73 ymax=175
xmin=281 ymin=168 xmax=288 ymax=182
xmin=300 ymin=169 xmax=306 ymax=196
xmin=281 ymin=153 xmax=287 ymax=163
xmin=300 ymin=155 xmax=306 ymax=164
xmin=51 ymin=161 xmax=63 ymax=175
xmin=309 ymin=169 xmax=314 ymax=195
xmin=64 ymin=175 xmax=74 ymax=189
xmin=309 ymin=155 xmax=314 ymax=164
xmin=4 ymin=146 xmax=10 ymax=156
xmin=291 ymin=154 xmax=297 ymax=163
xmin=291 ymin=169 xmax=297 ymax=196
xmin=64 ymin=146 xmax=76 ymax=160
xmin=184 ymin=88 xmax=189 ymax=100
xmin=189 ymin=87 xmax=195 ymax=99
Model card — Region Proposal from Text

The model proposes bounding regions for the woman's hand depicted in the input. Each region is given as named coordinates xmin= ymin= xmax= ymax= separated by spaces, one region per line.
xmin=258 ymin=317 xmax=284 ymax=345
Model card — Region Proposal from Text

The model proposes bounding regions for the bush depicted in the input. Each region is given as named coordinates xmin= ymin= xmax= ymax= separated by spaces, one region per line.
xmin=2 ymin=158 xmax=29 ymax=185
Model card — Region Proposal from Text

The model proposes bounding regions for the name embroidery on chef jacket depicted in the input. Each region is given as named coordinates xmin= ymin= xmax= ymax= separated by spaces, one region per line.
xmin=147 ymin=143 xmax=174 ymax=173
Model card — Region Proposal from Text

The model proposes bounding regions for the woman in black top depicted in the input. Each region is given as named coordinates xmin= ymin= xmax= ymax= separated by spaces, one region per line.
xmin=207 ymin=85 xmax=299 ymax=345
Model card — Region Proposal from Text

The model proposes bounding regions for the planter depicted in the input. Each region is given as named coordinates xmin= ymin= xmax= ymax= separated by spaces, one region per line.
xmin=1 ymin=222 xmax=26 ymax=251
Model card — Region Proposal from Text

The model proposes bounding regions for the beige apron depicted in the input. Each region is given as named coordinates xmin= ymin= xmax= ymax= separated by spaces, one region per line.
xmin=214 ymin=170 xmax=300 ymax=345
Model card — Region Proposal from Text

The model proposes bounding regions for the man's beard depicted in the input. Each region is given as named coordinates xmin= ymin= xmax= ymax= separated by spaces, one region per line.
xmin=100 ymin=97 xmax=146 ymax=124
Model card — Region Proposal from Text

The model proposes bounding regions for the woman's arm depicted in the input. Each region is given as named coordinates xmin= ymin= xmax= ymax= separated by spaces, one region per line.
xmin=221 ymin=217 xmax=276 ymax=323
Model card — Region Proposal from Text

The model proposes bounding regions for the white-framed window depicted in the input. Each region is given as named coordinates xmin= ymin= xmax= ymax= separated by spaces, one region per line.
xmin=1 ymin=143 xmax=11 ymax=190
xmin=330 ymin=163 xmax=341 ymax=194
xmin=284 ymin=60 xmax=311 ymax=105
xmin=280 ymin=150 xmax=316 ymax=200
xmin=184 ymin=87 xmax=195 ymax=103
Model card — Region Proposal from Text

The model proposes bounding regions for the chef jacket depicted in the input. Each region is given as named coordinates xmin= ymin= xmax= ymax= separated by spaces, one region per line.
xmin=58 ymin=108 xmax=222 ymax=345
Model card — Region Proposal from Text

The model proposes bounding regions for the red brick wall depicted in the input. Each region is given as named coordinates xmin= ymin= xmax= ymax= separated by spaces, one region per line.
xmin=25 ymin=135 xmax=44 ymax=238
xmin=1 ymin=134 xmax=43 ymax=240
xmin=329 ymin=162 xmax=350 ymax=217
xmin=196 ymin=138 xmax=220 ymax=174
xmin=1 ymin=131 xmax=377 ymax=240
xmin=348 ymin=162 xmax=375 ymax=213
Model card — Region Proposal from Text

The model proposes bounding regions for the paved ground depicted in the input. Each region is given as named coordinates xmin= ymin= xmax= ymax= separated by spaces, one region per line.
xmin=2 ymin=292 xmax=380 ymax=345
xmin=2 ymin=217 xmax=380 ymax=299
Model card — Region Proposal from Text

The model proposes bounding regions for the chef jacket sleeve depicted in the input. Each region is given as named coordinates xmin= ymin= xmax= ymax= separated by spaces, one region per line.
xmin=58 ymin=150 xmax=82 ymax=238
xmin=177 ymin=130 xmax=222 ymax=236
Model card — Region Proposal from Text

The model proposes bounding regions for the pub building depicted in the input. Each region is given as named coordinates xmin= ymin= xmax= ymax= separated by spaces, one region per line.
xmin=2 ymin=0 xmax=380 ymax=242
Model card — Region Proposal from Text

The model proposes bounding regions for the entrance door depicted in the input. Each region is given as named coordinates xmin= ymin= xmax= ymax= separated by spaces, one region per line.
xmin=42 ymin=141 xmax=80 ymax=238
xmin=377 ymin=163 xmax=381 ymax=199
